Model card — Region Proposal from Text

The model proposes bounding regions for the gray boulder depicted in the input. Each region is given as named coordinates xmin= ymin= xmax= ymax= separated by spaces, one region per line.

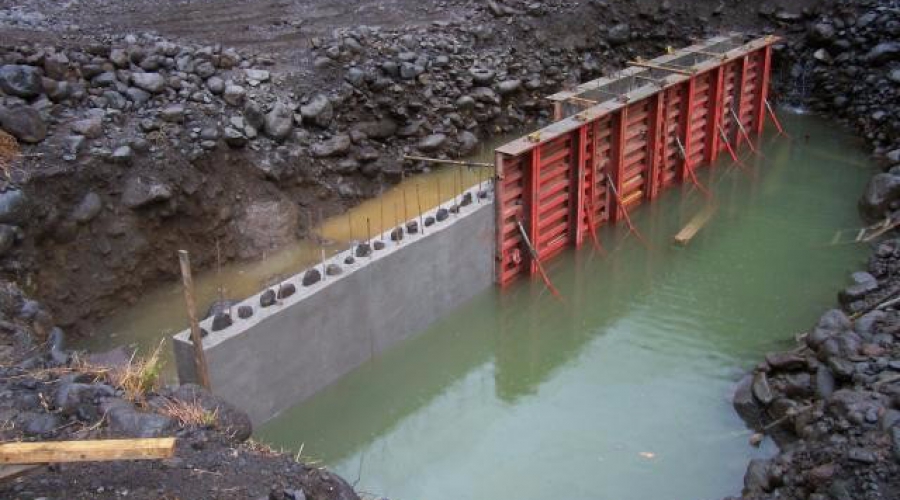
xmin=121 ymin=176 xmax=173 ymax=208
xmin=0 ymin=104 xmax=47 ymax=143
xmin=311 ymin=134 xmax=351 ymax=158
xmin=0 ymin=189 xmax=29 ymax=225
xmin=131 ymin=72 xmax=167 ymax=93
xmin=608 ymin=24 xmax=631 ymax=45
xmin=866 ymin=42 xmax=900 ymax=65
xmin=300 ymin=94 xmax=333 ymax=127
xmin=264 ymin=102 xmax=293 ymax=140
xmin=859 ymin=172 xmax=900 ymax=220
xmin=0 ymin=65 xmax=43 ymax=98
xmin=71 ymin=192 xmax=103 ymax=223
xmin=102 ymin=399 xmax=175 ymax=438
xmin=417 ymin=134 xmax=446 ymax=152
xmin=71 ymin=117 xmax=103 ymax=139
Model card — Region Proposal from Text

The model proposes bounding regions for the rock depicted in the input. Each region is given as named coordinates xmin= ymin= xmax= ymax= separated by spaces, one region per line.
xmin=751 ymin=371 xmax=774 ymax=406
xmin=890 ymin=70 xmax=900 ymax=85
xmin=302 ymin=269 xmax=321 ymax=286
xmin=0 ymin=104 xmax=46 ymax=143
xmin=0 ymin=65 xmax=43 ymax=98
xmin=121 ymin=176 xmax=173 ymax=208
xmin=847 ymin=448 xmax=877 ymax=464
xmin=469 ymin=67 xmax=495 ymax=85
xmin=311 ymin=134 xmax=351 ymax=158
xmin=733 ymin=374 xmax=766 ymax=429
xmin=111 ymin=145 xmax=134 ymax=165
xmin=131 ymin=72 xmax=167 ymax=93
xmin=125 ymin=87 xmax=151 ymax=106
xmin=866 ymin=42 xmax=900 ymax=65
xmin=497 ymin=79 xmax=522 ymax=96
xmin=223 ymin=127 xmax=247 ymax=148
xmin=260 ymin=289 xmax=276 ymax=307
xmin=608 ymin=24 xmax=631 ymax=45
xmin=54 ymin=382 xmax=116 ymax=415
xmin=243 ymin=101 xmax=266 ymax=130
xmin=0 ymin=189 xmax=29 ymax=225
xmin=207 ymin=76 xmax=225 ymax=94
xmin=160 ymin=104 xmax=185 ymax=123
xmin=211 ymin=312 xmax=232 ymax=331
xmin=458 ymin=131 xmax=479 ymax=155
xmin=813 ymin=48 xmax=832 ymax=64
xmin=233 ymin=200 xmax=298 ymax=259
xmin=0 ymin=224 xmax=16 ymax=256
xmin=71 ymin=192 xmax=102 ymax=223
xmin=244 ymin=68 xmax=270 ymax=84
xmin=264 ymin=102 xmax=293 ymax=140
xmin=300 ymin=94 xmax=333 ymax=127
xmin=24 ymin=413 xmax=61 ymax=437
xmin=861 ymin=173 xmax=900 ymax=220
xmin=168 ymin=384 xmax=252 ymax=441
xmin=223 ymin=85 xmax=246 ymax=106
xmin=102 ymin=399 xmax=176 ymax=438
xmin=807 ymin=463 xmax=835 ymax=488
xmin=815 ymin=365 xmax=835 ymax=399
xmin=325 ymin=263 xmax=342 ymax=276
xmin=237 ymin=305 xmax=253 ymax=319
xmin=352 ymin=119 xmax=397 ymax=140
xmin=838 ymin=279 xmax=879 ymax=306
xmin=417 ymin=134 xmax=446 ymax=152
xmin=71 ymin=117 xmax=103 ymax=139
xmin=277 ymin=283 xmax=297 ymax=298
xmin=808 ymin=23 xmax=836 ymax=45
xmin=744 ymin=459 xmax=771 ymax=493
xmin=765 ymin=352 xmax=806 ymax=371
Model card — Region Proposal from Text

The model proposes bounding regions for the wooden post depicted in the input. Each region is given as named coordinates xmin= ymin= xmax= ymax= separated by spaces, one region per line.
xmin=178 ymin=250 xmax=211 ymax=390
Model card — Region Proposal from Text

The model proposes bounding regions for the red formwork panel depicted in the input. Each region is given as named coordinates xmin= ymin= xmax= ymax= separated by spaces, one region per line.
xmin=495 ymin=36 xmax=778 ymax=287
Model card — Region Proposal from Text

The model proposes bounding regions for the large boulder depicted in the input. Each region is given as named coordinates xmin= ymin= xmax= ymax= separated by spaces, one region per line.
xmin=121 ymin=176 xmax=173 ymax=209
xmin=859 ymin=173 xmax=900 ymax=221
xmin=0 ymin=104 xmax=47 ymax=143
xmin=311 ymin=134 xmax=351 ymax=158
xmin=0 ymin=188 xmax=29 ymax=225
xmin=300 ymin=94 xmax=333 ymax=128
xmin=131 ymin=72 xmax=167 ymax=93
xmin=233 ymin=199 xmax=299 ymax=258
xmin=264 ymin=102 xmax=293 ymax=140
xmin=0 ymin=65 xmax=43 ymax=98
xmin=866 ymin=42 xmax=900 ymax=65
xmin=102 ymin=399 xmax=176 ymax=438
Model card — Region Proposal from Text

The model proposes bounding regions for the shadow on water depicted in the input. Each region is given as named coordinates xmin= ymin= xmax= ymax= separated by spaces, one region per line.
xmin=257 ymin=113 xmax=873 ymax=500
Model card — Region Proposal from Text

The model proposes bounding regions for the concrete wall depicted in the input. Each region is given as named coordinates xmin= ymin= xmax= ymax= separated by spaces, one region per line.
xmin=173 ymin=184 xmax=496 ymax=425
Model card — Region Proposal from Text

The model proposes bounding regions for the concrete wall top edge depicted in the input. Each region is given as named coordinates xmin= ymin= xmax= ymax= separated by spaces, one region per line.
xmin=173 ymin=180 xmax=496 ymax=351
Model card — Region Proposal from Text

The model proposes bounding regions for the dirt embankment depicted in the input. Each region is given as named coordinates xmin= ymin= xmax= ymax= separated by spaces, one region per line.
xmin=725 ymin=1 xmax=900 ymax=499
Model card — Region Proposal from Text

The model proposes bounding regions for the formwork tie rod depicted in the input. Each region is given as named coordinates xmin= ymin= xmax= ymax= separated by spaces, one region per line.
xmin=675 ymin=137 xmax=711 ymax=198
xmin=764 ymin=100 xmax=790 ymax=139
xmin=627 ymin=60 xmax=694 ymax=76
xmin=515 ymin=220 xmax=564 ymax=301
xmin=729 ymin=107 xmax=761 ymax=156
xmin=403 ymin=155 xmax=494 ymax=168
xmin=718 ymin=124 xmax=749 ymax=170
xmin=605 ymin=174 xmax=648 ymax=247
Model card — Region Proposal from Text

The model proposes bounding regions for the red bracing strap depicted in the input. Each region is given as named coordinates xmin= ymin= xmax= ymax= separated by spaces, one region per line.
xmin=582 ymin=198 xmax=607 ymax=256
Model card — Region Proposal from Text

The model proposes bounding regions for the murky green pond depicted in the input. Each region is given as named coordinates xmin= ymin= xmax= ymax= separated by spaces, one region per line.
xmin=256 ymin=114 xmax=873 ymax=500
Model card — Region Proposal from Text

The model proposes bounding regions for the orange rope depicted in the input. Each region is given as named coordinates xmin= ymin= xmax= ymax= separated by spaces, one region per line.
xmin=765 ymin=100 xmax=791 ymax=139
xmin=582 ymin=198 xmax=607 ymax=256
xmin=606 ymin=174 xmax=648 ymax=247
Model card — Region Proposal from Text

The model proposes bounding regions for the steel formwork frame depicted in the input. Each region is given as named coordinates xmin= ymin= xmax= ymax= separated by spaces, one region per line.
xmin=495 ymin=34 xmax=778 ymax=287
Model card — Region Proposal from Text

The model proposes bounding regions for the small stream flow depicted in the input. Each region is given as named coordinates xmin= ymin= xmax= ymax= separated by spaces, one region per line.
xmin=253 ymin=113 xmax=874 ymax=500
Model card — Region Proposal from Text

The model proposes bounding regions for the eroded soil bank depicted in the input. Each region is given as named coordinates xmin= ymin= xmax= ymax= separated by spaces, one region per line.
xmin=1 ymin=0 xmax=899 ymax=498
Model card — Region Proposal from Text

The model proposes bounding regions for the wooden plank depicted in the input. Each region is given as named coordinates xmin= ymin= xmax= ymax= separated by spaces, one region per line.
xmin=674 ymin=204 xmax=716 ymax=245
xmin=0 ymin=438 xmax=176 ymax=465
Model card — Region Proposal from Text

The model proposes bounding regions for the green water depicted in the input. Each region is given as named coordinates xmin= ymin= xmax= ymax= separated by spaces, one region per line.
xmin=257 ymin=113 xmax=873 ymax=500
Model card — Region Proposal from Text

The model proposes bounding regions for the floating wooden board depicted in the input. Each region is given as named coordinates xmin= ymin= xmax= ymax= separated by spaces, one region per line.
xmin=674 ymin=204 xmax=716 ymax=245
xmin=0 ymin=438 xmax=176 ymax=465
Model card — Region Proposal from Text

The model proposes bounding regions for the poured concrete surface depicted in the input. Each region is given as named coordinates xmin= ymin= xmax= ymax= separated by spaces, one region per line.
xmin=174 ymin=185 xmax=495 ymax=424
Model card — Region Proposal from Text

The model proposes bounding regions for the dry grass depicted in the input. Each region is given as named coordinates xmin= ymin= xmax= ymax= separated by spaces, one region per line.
xmin=71 ymin=341 xmax=166 ymax=404
xmin=0 ymin=130 xmax=19 ymax=180
xmin=160 ymin=397 xmax=218 ymax=428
